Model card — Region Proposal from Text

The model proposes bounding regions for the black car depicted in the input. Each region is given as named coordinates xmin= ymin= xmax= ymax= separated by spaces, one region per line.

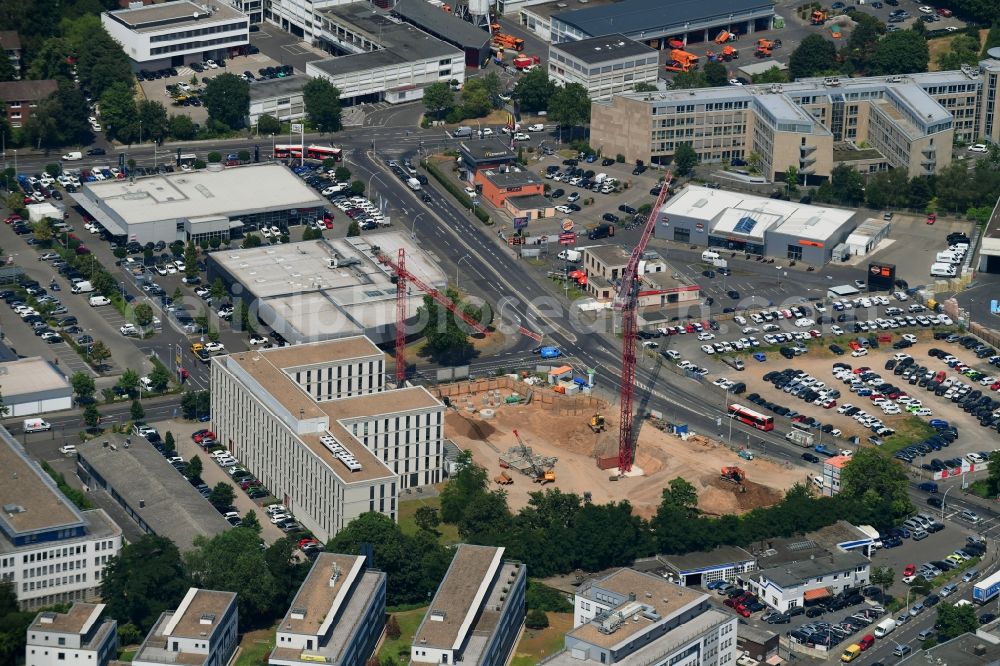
xmin=618 ymin=204 xmax=637 ymax=215
xmin=802 ymin=452 xmax=820 ymax=463
xmin=727 ymin=290 xmax=740 ymax=299
xmin=805 ymin=606 xmax=825 ymax=617
xmin=602 ymin=213 xmax=620 ymax=223
xmin=550 ymin=188 xmax=565 ymax=198
xmin=601 ymin=158 xmax=615 ymax=166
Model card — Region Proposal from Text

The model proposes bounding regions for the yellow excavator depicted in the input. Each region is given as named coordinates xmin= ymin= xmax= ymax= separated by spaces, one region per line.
xmin=589 ymin=413 xmax=606 ymax=433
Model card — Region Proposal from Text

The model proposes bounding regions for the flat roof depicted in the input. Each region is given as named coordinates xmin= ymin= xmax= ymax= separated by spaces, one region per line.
xmin=0 ymin=428 xmax=83 ymax=537
xmin=77 ymin=435 xmax=231 ymax=552
xmin=583 ymin=244 xmax=630 ymax=267
xmin=661 ymin=546 xmax=756 ymax=574
xmin=78 ymin=164 xmax=324 ymax=226
xmin=808 ymin=521 xmax=872 ymax=551
xmin=481 ymin=169 xmax=542 ymax=188
xmin=414 ymin=545 xmax=504 ymax=650
xmin=460 ymin=138 xmax=516 ymax=162
xmin=553 ymin=0 xmax=772 ymax=38
xmin=758 ymin=550 xmax=869 ymax=588
xmin=0 ymin=506 xmax=119 ymax=556
xmin=105 ymin=0 xmax=246 ymax=33
xmin=712 ymin=207 xmax=783 ymax=241
xmin=166 ymin=589 xmax=236 ymax=640
xmin=30 ymin=603 xmax=105 ymax=635
xmin=508 ymin=194 xmax=552 ymax=211
xmin=391 ymin=0 xmax=491 ymax=50
xmin=521 ymin=0 xmax=618 ymax=22
xmin=249 ymin=76 xmax=306 ymax=102
xmin=280 ymin=554 xmax=365 ymax=636
xmin=772 ymin=205 xmax=856 ymax=242
xmin=552 ymin=33 xmax=656 ymax=64
xmin=209 ymin=234 xmax=446 ymax=341
xmin=901 ymin=633 xmax=1000 ymax=665
xmin=0 ymin=357 xmax=71 ymax=398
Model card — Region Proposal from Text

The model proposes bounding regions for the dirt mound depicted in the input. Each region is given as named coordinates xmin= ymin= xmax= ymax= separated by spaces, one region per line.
xmin=445 ymin=411 xmax=498 ymax=444
xmin=701 ymin=476 xmax=784 ymax=515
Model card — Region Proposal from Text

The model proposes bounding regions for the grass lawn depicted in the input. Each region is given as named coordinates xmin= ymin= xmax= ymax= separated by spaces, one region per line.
xmin=511 ymin=613 xmax=572 ymax=666
xmin=235 ymin=628 xmax=276 ymax=666
xmin=397 ymin=495 xmax=460 ymax=543
xmin=882 ymin=417 xmax=936 ymax=455
xmin=379 ymin=607 xmax=427 ymax=663
xmin=116 ymin=649 xmax=137 ymax=662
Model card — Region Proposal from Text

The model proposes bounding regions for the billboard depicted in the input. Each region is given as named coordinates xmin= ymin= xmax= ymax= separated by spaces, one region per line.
xmin=867 ymin=262 xmax=895 ymax=292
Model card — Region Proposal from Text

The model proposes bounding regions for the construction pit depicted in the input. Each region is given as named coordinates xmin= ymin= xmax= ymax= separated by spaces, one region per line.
xmin=441 ymin=381 xmax=807 ymax=518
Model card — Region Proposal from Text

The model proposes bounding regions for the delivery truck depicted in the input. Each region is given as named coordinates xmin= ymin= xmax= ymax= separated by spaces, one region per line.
xmin=23 ymin=418 xmax=52 ymax=433
xmin=558 ymin=249 xmax=582 ymax=262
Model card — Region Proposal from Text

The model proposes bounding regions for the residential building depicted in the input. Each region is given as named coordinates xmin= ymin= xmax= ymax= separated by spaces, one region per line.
xmin=549 ymin=34 xmax=658 ymax=101
xmin=211 ymin=337 xmax=447 ymax=542
xmin=820 ymin=455 xmax=851 ymax=496
xmin=0 ymin=79 xmax=57 ymax=129
xmin=544 ymin=568 xmax=738 ymax=666
xmin=0 ymin=357 xmax=72 ymax=417
xmin=132 ymin=588 xmax=238 ymax=666
xmin=746 ymin=550 xmax=870 ymax=613
xmin=25 ymin=603 xmax=117 ymax=666
xmin=102 ymin=1 xmax=250 ymax=71
xmin=391 ymin=0 xmax=491 ymax=68
xmin=269 ymin=553 xmax=385 ymax=666
xmin=592 ymin=57 xmax=1000 ymax=181
xmin=411 ymin=545 xmax=525 ymax=666
xmin=266 ymin=0 xmax=343 ymax=43
xmin=0 ymin=429 xmax=123 ymax=610
xmin=0 ymin=31 xmax=21 ymax=78
xmin=307 ymin=3 xmax=465 ymax=106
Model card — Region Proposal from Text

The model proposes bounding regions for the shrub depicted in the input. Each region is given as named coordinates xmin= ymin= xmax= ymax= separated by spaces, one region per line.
xmin=525 ymin=609 xmax=549 ymax=629
xmin=206 ymin=151 xmax=222 ymax=163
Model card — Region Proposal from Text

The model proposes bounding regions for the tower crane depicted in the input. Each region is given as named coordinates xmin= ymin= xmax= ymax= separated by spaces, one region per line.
xmin=613 ymin=173 xmax=673 ymax=472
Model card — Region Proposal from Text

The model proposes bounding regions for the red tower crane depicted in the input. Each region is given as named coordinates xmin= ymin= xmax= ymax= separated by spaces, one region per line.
xmin=614 ymin=173 xmax=673 ymax=472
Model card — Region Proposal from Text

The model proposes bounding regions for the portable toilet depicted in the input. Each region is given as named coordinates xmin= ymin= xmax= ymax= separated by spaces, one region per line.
xmin=587 ymin=368 xmax=596 ymax=387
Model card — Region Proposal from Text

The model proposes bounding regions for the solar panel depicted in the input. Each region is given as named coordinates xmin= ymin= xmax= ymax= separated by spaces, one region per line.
xmin=733 ymin=216 xmax=759 ymax=234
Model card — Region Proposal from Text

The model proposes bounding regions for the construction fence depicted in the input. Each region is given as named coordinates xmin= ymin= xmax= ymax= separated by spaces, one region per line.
xmin=430 ymin=376 xmax=605 ymax=415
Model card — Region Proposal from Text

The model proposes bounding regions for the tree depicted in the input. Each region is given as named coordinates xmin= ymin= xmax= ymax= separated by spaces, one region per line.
xmin=703 ymin=61 xmax=729 ymax=87
xmin=88 ymin=340 xmax=111 ymax=368
xmin=257 ymin=113 xmax=280 ymax=135
xmin=751 ymin=66 xmax=789 ymax=84
xmin=184 ymin=241 xmax=199 ymax=279
xmin=185 ymin=455 xmax=203 ymax=481
xmin=27 ymin=38 xmax=74 ymax=81
xmin=334 ymin=166 xmax=351 ymax=182
xmin=784 ymin=166 xmax=800 ymax=193
xmin=137 ymin=100 xmax=169 ymax=144
xmin=303 ymin=78 xmax=343 ymax=133
xmin=937 ymin=34 xmax=981 ymax=70
xmin=70 ymin=372 xmax=96 ymax=402
xmin=660 ymin=478 xmax=699 ymax=514
xmin=868 ymin=30 xmax=930 ymax=76
xmin=513 ymin=68 xmax=556 ymax=113
xmin=673 ymin=142 xmax=698 ymax=176
xmin=242 ymin=510 xmax=261 ymax=533
xmin=169 ymin=114 xmax=196 ymax=140
xmin=481 ymin=71 xmax=504 ymax=104
xmin=203 ymin=73 xmax=250 ymax=129
xmin=936 ymin=602 xmax=978 ymax=641
xmin=415 ymin=506 xmax=441 ymax=535
xmin=460 ymin=78 xmax=492 ymax=118
xmin=242 ymin=233 xmax=262 ymax=249
xmin=386 ymin=615 xmax=402 ymax=640
xmin=130 ymin=399 xmax=145 ymax=422
xmin=548 ymin=83 xmax=590 ymax=138
xmin=101 ymin=535 xmax=189 ymax=633
xmin=118 ymin=368 xmax=140 ymax=395
xmin=134 ymin=302 xmax=154 ymax=329
xmin=633 ymin=82 xmax=658 ymax=92
xmin=839 ymin=448 xmax=912 ymax=523
xmin=525 ymin=609 xmax=549 ymax=629
xmin=98 ymin=81 xmax=138 ymax=143
xmin=180 ymin=390 xmax=210 ymax=419
xmin=846 ymin=11 xmax=883 ymax=72
xmin=789 ymin=34 xmax=838 ymax=80
xmin=865 ymin=168 xmax=911 ymax=209
xmin=237 ymin=149 xmax=251 ymax=163
xmin=347 ymin=220 xmax=361 ymax=237
xmin=0 ymin=53 xmax=14 ymax=82
xmin=83 ymin=403 xmax=101 ymax=429
xmin=440 ymin=451 xmax=489 ymax=524
xmin=207 ymin=151 xmax=222 ymax=164
xmin=164 ymin=431 xmax=175 ymax=453
xmin=423 ymin=81 xmax=454 ymax=118
xmin=417 ymin=288 xmax=481 ymax=364
xmin=670 ymin=70 xmax=709 ymax=89
xmin=349 ymin=180 xmax=365 ymax=196
xmin=208 ymin=482 xmax=236 ymax=511
xmin=870 ymin=566 xmax=894 ymax=599
xmin=987 ymin=450 xmax=1000 ymax=495
xmin=829 ymin=164 xmax=865 ymax=205
xmin=211 ymin=277 xmax=226 ymax=303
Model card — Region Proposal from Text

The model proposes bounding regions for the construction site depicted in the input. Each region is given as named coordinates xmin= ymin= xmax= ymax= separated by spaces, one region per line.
xmin=438 ymin=377 xmax=804 ymax=518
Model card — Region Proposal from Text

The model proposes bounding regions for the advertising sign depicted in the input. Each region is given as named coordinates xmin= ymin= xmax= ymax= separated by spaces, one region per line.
xmin=513 ymin=216 xmax=529 ymax=230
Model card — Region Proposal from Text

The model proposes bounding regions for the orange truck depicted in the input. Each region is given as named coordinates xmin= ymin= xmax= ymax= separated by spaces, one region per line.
xmin=811 ymin=10 xmax=827 ymax=24
xmin=665 ymin=48 xmax=699 ymax=71
xmin=512 ymin=54 xmax=540 ymax=70
xmin=715 ymin=30 xmax=736 ymax=44
xmin=493 ymin=33 xmax=525 ymax=51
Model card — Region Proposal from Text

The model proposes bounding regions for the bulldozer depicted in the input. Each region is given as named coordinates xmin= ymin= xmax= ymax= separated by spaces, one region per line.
xmin=589 ymin=413 xmax=606 ymax=433
xmin=721 ymin=466 xmax=746 ymax=484
xmin=811 ymin=10 xmax=828 ymax=25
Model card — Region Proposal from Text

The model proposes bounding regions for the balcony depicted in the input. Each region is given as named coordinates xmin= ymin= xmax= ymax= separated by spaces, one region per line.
xmin=800 ymin=165 xmax=816 ymax=175
xmin=799 ymin=144 xmax=817 ymax=155
xmin=921 ymin=145 xmax=936 ymax=157
xmin=799 ymin=156 xmax=816 ymax=168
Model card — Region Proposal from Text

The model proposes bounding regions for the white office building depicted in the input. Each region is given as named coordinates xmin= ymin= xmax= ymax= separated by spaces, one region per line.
xmin=0 ymin=429 xmax=123 ymax=611
xmin=747 ymin=551 xmax=870 ymax=613
xmin=25 ymin=603 xmax=117 ymax=666
xmin=548 ymin=34 xmax=659 ymax=101
xmin=211 ymin=336 xmax=446 ymax=542
xmin=133 ymin=588 xmax=238 ymax=666
xmin=102 ymin=1 xmax=250 ymax=71
xmin=0 ymin=357 xmax=72 ymax=417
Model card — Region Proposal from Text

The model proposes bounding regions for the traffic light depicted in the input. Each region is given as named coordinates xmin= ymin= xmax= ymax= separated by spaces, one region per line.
xmin=176 ymin=148 xmax=181 ymax=166
xmin=254 ymin=145 xmax=260 ymax=163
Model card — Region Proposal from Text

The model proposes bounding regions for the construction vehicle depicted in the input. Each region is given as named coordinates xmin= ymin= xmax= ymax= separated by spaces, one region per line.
xmin=493 ymin=33 xmax=525 ymax=52
xmin=589 ymin=414 xmax=606 ymax=433
xmin=510 ymin=429 xmax=556 ymax=484
xmin=665 ymin=49 xmax=699 ymax=73
xmin=512 ymin=54 xmax=540 ymax=70
xmin=494 ymin=470 xmax=513 ymax=485
xmin=715 ymin=30 xmax=736 ymax=44
xmin=668 ymin=38 xmax=685 ymax=49
xmin=721 ymin=45 xmax=739 ymax=61
xmin=721 ymin=466 xmax=746 ymax=484
xmin=811 ymin=10 xmax=828 ymax=25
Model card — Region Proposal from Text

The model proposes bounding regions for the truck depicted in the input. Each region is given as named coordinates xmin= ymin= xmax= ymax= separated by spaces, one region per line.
xmin=873 ymin=618 xmax=896 ymax=638
xmin=512 ymin=54 xmax=540 ymax=70
xmin=24 ymin=418 xmax=52 ymax=433
xmin=558 ymin=249 xmax=582 ymax=262
xmin=785 ymin=429 xmax=815 ymax=447
xmin=974 ymin=570 xmax=1000 ymax=604
xmin=406 ymin=177 xmax=421 ymax=191
xmin=587 ymin=224 xmax=615 ymax=240
xmin=711 ymin=257 xmax=728 ymax=269
xmin=492 ymin=33 xmax=525 ymax=51
xmin=814 ymin=443 xmax=837 ymax=457
xmin=70 ymin=280 xmax=94 ymax=294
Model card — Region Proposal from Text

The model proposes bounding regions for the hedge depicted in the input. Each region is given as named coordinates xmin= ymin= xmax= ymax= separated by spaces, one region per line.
xmin=422 ymin=160 xmax=492 ymax=225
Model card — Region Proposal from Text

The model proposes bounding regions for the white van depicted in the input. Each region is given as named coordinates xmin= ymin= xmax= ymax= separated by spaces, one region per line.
xmin=406 ymin=177 xmax=421 ymax=191
xmin=874 ymin=617 xmax=896 ymax=638
xmin=61 ymin=151 xmax=83 ymax=161
xmin=70 ymin=280 xmax=94 ymax=294
xmin=702 ymin=250 xmax=721 ymax=262
xmin=89 ymin=295 xmax=111 ymax=307
xmin=930 ymin=263 xmax=957 ymax=278
xmin=23 ymin=418 xmax=51 ymax=433
xmin=935 ymin=252 xmax=959 ymax=263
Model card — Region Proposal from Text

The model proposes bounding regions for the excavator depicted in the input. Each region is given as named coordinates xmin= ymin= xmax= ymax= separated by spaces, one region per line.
xmin=811 ymin=10 xmax=828 ymax=25
xmin=589 ymin=413 xmax=606 ymax=433
xmin=721 ymin=466 xmax=746 ymax=485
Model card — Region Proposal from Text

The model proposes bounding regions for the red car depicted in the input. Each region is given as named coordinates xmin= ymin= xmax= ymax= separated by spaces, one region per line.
xmin=193 ymin=430 xmax=216 ymax=444
xmin=904 ymin=564 xmax=916 ymax=577
xmin=298 ymin=537 xmax=319 ymax=548
xmin=324 ymin=219 xmax=334 ymax=229
xmin=4 ymin=215 xmax=21 ymax=224
xmin=736 ymin=605 xmax=751 ymax=618
xmin=926 ymin=213 xmax=936 ymax=225
xmin=859 ymin=635 xmax=875 ymax=651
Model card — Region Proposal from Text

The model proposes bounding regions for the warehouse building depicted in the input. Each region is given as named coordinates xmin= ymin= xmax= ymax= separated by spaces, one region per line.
xmin=411 ymin=545 xmax=525 ymax=666
xmin=0 ymin=357 xmax=72 ymax=417
xmin=71 ymin=163 xmax=325 ymax=245
xmin=391 ymin=0 xmax=491 ymax=68
xmin=845 ymin=217 xmax=893 ymax=257
xmin=0 ymin=430 xmax=122 ymax=610
xmin=25 ymin=603 xmax=117 ymax=666
xmin=269 ymin=553 xmax=385 ymax=666
xmin=207 ymin=234 xmax=445 ymax=345
xmin=544 ymin=568 xmax=738 ymax=666
xmin=307 ymin=3 xmax=465 ymax=106
xmin=211 ymin=337 xmax=447 ymax=542
xmin=656 ymin=185 xmax=859 ymax=265
xmin=102 ymin=1 xmax=250 ymax=71
xmin=548 ymin=34 xmax=658 ymax=101
xmin=132 ymin=588 xmax=238 ymax=666
xmin=660 ymin=545 xmax=757 ymax=587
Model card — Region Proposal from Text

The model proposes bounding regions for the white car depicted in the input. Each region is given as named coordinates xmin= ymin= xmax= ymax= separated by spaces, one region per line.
xmin=728 ymin=78 xmax=743 ymax=86
xmin=204 ymin=59 xmax=218 ymax=69
xmin=851 ymin=348 xmax=869 ymax=357
xmin=204 ymin=341 xmax=225 ymax=353
xmin=480 ymin=128 xmax=493 ymax=136
xmin=119 ymin=324 xmax=138 ymax=336
xmin=165 ymin=263 xmax=178 ymax=274
xmin=261 ymin=227 xmax=272 ymax=238
xmin=218 ymin=306 xmax=234 ymax=319
xmin=968 ymin=144 xmax=988 ymax=153
xmin=513 ymin=132 xmax=531 ymax=141
xmin=249 ymin=334 xmax=268 ymax=345
xmin=918 ymin=5 xmax=933 ymax=13
xmin=700 ymin=344 xmax=715 ymax=354
xmin=464 ymin=186 xmax=476 ymax=197
xmin=697 ymin=332 xmax=715 ymax=341
xmin=555 ymin=205 xmax=572 ymax=214
xmin=174 ymin=260 xmax=186 ymax=271
xmin=830 ymin=325 xmax=844 ymax=336
xmin=528 ymin=123 xmax=544 ymax=132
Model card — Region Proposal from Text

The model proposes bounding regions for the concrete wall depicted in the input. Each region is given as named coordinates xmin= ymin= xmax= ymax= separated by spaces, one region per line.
xmin=590 ymin=96 xmax=652 ymax=165
xmin=431 ymin=377 xmax=604 ymax=415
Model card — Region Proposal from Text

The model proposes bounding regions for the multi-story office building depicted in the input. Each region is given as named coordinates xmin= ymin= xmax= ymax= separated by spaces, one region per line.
xmin=133 ymin=588 xmax=238 ymax=666
xmin=545 ymin=568 xmax=738 ymax=666
xmin=102 ymin=1 xmax=250 ymax=71
xmin=211 ymin=337 xmax=446 ymax=541
xmin=592 ymin=57 xmax=1000 ymax=181
xmin=269 ymin=553 xmax=385 ymax=666
xmin=25 ymin=603 xmax=117 ymax=666
xmin=0 ymin=429 xmax=122 ymax=610
xmin=411 ymin=545 xmax=525 ymax=666
xmin=548 ymin=34 xmax=659 ymax=101
xmin=228 ymin=0 xmax=263 ymax=25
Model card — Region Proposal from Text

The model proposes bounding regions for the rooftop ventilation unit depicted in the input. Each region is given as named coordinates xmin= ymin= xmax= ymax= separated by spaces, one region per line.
xmin=199 ymin=613 xmax=216 ymax=625
xmin=319 ymin=434 xmax=362 ymax=472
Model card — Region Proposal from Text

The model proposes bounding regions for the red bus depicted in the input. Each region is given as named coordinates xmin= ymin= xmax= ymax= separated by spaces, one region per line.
xmin=272 ymin=144 xmax=342 ymax=162
xmin=273 ymin=144 xmax=302 ymax=159
xmin=728 ymin=404 xmax=774 ymax=431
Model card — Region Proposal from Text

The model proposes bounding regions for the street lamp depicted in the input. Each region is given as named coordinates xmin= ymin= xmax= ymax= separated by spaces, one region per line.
xmin=411 ymin=212 xmax=425 ymax=241
xmin=456 ymin=254 xmax=471 ymax=289
xmin=942 ymin=484 xmax=954 ymax=520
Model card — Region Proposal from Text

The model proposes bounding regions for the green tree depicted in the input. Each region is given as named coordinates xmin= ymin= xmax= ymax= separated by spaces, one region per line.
xmin=33 ymin=218 xmax=53 ymax=244
xmin=27 ymin=38 xmax=74 ymax=81
xmin=100 ymin=535 xmax=190 ymax=633
xmin=242 ymin=510 xmax=261 ymax=533
xmin=423 ymin=81 xmax=455 ymax=118
xmin=242 ymin=233 xmax=262 ymax=249
xmin=134 ymin=302 xmax=154 ymax=328
xmin=186 ymin=455 xmax=203 ymax=481
xmin=935 ymin=602 xmax=978 ymax=641
xmin=829 ymin=164 xmax=866 ymax=205
xmin=864 ymin=168 xmax=911 ymax=209
xmin=785 ymin=166 xmax=800 ymax=193
xmin=208 ymin=482 xmax=236 ymax=511
xmin=98 ymin=81 xmax=138 ymax=143
xmin=460 ymin=78 xmax=492 ymax=118
xmin=257 ymin=113 xmax=280 ymax=135
xmin=868 ymin=29 xmax=930 ymax=76
xmin=118 ymin=368 xmax=140 ymax=395
xmin=525 ymin=609 xmax=549 ymax=629
xmin=670 ymin=70 xmax=709 ymax=89
xmin=137 ymin=100 xmax=169 ymax=144
xmin=439 ymin=450 xmax=489 ymax=524
xmin=203 ymin=73 xmax=250 ymax=129
xmin=417 ymin=287 xmax=482 ymax=364
xmin=548 ymin=83 xmax=590 ymax=139
xmin=751 ymin=66 xmax=789 ymax=84
xmin=164 ymin=431 xmax=175 ymax=453
xmin=169 ymin=114 xmax=196 ymax=140
xmin=386 ymin=615 xmax=402 ymax=640
xmin=334 ymin=166 xmax=352 ymax=182
xmin=513 ymin=68 xmax=556 ymax=113
xmin=672 ymin=142 xmax=698 ymax=176
xmin=184 ymin=241 xmax=199 ymax=279
xmin=70 ymin=372 xmax=96 ymax=402
xmin=459 ymin=490 xmax=513 ymax=542
xmin=83 ymin=403 xmax=101 ymax=429
xmin=633 ymin=82 xmax=659 ymax=92
xmin=349 ymin=180 xmax=365 ymax=196
xmin=870 ymin=566 xmax=894 ymax=599
xmin=207 ymin=151 xmax=222 ymax=164
xmin=0 ymin=581 xmax=34 ymax=663
xmin=660 ymin=477 xmax=699 ymax=514
xmin=703 ymin=61 xmax=729 ymax=87
xmin=481 ymin=71 xmax=504 ymax=104
xmin=414 ymin=506 xmax=441 ymax=535
xmin=237 ymin=149 xmax=251 ymax=163
xmin=88 ymin=340 xmax=111 ymax=368
xmin=987 ymin=450 xmax=1000 ymax=495
xmin=846 ymin=11 xmax=883 ymax=72
xmin=789 ymin=34 xmax=838 ymax=80
xmin=937 ymin=34 xmax=981 ymax=70
xmin=526 ymin=580 xmax=573 ymax=612
xmin=347 ymin=220 xmax=361 ymax=237
xmin=180 ymin=390 xmax=211 ymax=419
xmin=130 ymin=399 xmax=145 ymax=422
xmin=303 ymin=78 xmax=343 ymax=133
xmin=210 ymin=277 xmax=226 ymax=303
xmin=839 ymin=448 xmax=912 ymax=523
xmin=0 ymin=53 xmax=14 ymax=82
